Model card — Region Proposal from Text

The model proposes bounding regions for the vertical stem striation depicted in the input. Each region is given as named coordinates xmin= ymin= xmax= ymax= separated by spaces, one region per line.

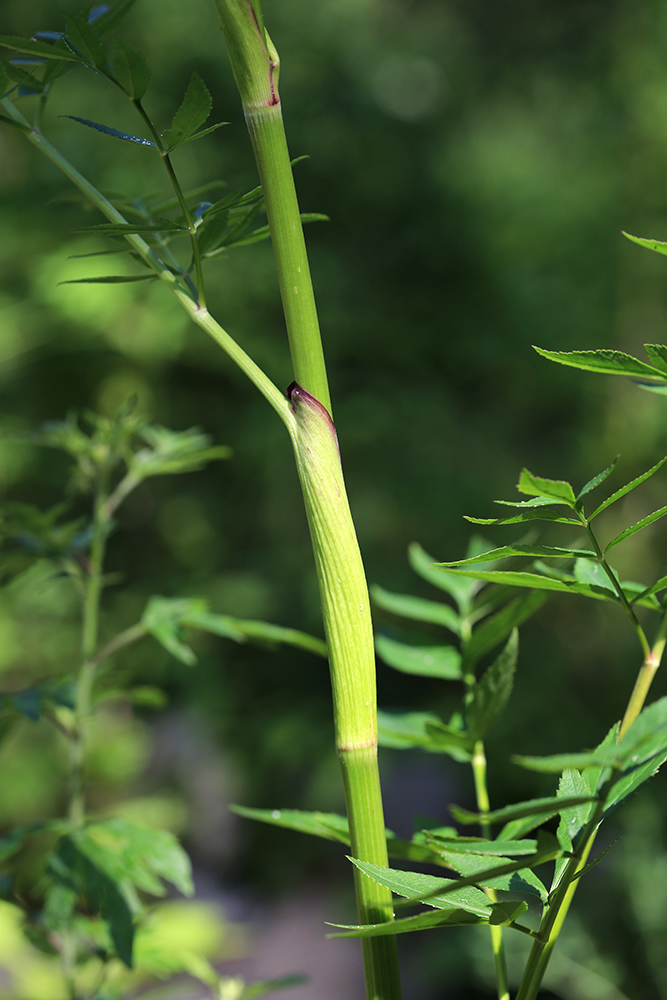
xmin=287 ymin=384 xmax=401 ymax=999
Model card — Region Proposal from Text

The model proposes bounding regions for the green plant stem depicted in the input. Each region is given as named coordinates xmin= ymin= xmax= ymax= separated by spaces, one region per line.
xmin=69 ymin=487 xmax=108 ymax=827
xmin=287 ymin=385 xmax=401 ymax=1000
xmin=212 ymin=0 xmax=331 ymax=414
xmin=516 ymin=614 xmax=667 ymax=999
xmin=582 ymin=519 xmax=650 ymax=658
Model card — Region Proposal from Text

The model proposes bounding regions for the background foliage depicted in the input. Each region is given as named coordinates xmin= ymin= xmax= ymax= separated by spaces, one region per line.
xmin=2 ymin=1 xmax=667 ymax=997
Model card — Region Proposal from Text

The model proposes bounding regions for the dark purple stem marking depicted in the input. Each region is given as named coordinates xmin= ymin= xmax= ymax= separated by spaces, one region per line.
xmin=287 ymin=382 xmax=340 ymax=458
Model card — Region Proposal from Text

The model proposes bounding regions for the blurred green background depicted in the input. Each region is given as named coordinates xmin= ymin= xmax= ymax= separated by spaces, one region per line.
xmin=2 ymin=0 xmax=667 ymax=997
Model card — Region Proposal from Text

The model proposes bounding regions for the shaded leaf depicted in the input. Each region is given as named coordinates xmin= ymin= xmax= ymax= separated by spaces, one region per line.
xmin=467 ymin=630 xmax=518 ymax=740
xmin=59 ymin=274 xmax=157 ymax=284
xmin=426 ymin=835 xmax=537 ymax=857
xmin=589 ymin=455 xmax=667 ymax=519
xmin=112 ymin=41 xmax=150 ymax=99
xmin=371 ymin=584 xmax=460 ymax=633
xmin=90 ymin=0 xmax=139 ymax=39
xmin=163 ymin=72 xmax=211 ymax=150
xmin=377 ymin=710 xmax=467 ymax=755
xmin=186 ymin=611 xmax=327 ymax=657
xmin=141 ymin=596 xmax=204 ymax=665
xmin=0 ymin=112 xmax=32 ymax=133
xmin=408 ymin=541 xmax=478 ymax=604
xmin=65 ymin=12 xmax=108 ymax=70
xmin=72 ymin=220 xmax=185 ymax=234
xmin=243 ymin=977 xmax=309 ymax=999
xmin=230 ymin=805 xmax=350 ymax=845
xmin=464 ymin=591 xmax=546 ymax=669
xmin=375 ymin=635 xmax=462 ymax=680
xmin=518 ymin=469 xmax=576 ymax=505
xmin=178 ymin=121 xmax=228 ymax=145
xmin=435 ymin=847 xmax=549 ymax=901
xmin=573 ymin=558 xmax=616 ymax=594
xmin=431 ymin=568 xmax=615 ymax=602
xmin=0 ymin=34 xmax=86 ymax=63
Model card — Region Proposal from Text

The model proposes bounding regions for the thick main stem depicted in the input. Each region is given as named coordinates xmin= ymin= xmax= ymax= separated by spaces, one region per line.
xmin=287 ymin=385 xmax=401 ymax=999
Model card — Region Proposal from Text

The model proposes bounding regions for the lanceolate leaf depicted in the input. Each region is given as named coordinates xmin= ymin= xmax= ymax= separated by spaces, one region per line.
xmin=0 ymin=34 xmax=86 ymax=63
xmin=431 ymin=569 xmax=615 ymax=602
xmin=426 ymin=836 xmax=537 ymax=857
xmin=231 ymin=805 xmax=351 ymax=844
xmin=435 ymin=848 xmax=548 ymax=902
xmin=577 ymin=456 xmax=620 ymax=500
xmin=348 ymin=859 xmax=494 ymax=916
xmin=59 ymin=274 xmax=157 ymax=284
xmin=90 ymin=0 xmax=140 ymax=39
xmin=63 ymin=115 xmax=156 ymax=146
xmin=440 ymin=545 xmax=595 ymax=568
xmin=178 ymin=121 xmax=228 ymax=145
xmin=162 ymin=72 xmax=211 ymax=150
xmin=533 ymin=345 xmax=667 ymax=381
xmin=604 ymin=504 xmax=667 ymax=552
xmin=377 ymin=710 xmax=467 ymax=754
xmin=327 ymin=906 xmax=494 ymax=938
xmin=185 ymin=612 xmax=327 ymax=657
xmin=370 ymin=584 xmax=461 ymax=633
xmin=589 ymin=455 xmax=667 ymax=519
xmin=518 ymin=470 xmax=576 ymax=504
xmin=623 ymin=232 xmax=667 ymax=258
xmin=513 ymin=749 xmax=622 ymax=773
xmin=467 ymin=630 xmax=518 ymax=740
xmin=465 ymin=507 xmax=581 ymax=527
xmin=631 ymin=574 xmax=667 ymax=606
xmin=375 ymin=636 xmax=463 ymax=679
xmin=112 ymin=41 xmax=150 ymax=99
xmin=65 ymin=13 xmax=108 ymax=70
xmin=451 ymin=795 xmax=597 ymax=828
xmin=72 ymin=220 xmax=185 ymax=235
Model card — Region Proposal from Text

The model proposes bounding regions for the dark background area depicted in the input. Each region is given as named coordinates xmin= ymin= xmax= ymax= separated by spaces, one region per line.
xmin=1 ymin=0 xmax=667 ymax=997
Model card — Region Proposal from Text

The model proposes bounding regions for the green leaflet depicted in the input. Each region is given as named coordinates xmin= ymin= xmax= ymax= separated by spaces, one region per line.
xmin=644 ymin=344 xmax=667 ymax=373
xmin=378 ymin=710 xmax=460 ymax=752
xmin=0 ymin=34 xmax=86 ymax=63
xmin=408 ymin=540 xmax=485 ymax=605
xmin=605 ymin=504 xmax=667 ymax=553
xmin=371 ymin=583 xmax=461 ymax=633
xmin=65 ymin=12 xmax=108 ymax=71
xmin=326 ymin=905 xmax=504 ymax=938
xmin=589 ymin=455 xmax=667 ymax=519
xmin=426 ymin=835 xmax=537 ymax=857
xmin=518 ymin=469 xmax=576 ymax=504
xmin=452 ymin=794 xmax=597 ymax=829
xmin=463 ymin=592 xmax=545 ymax=669
xmin=577 ymin=456 xmax=620 ymax=499
xmin=162 ymin=72 xmax=212 ymax=150
xmin=441 ymin=545 xmax=596 ymax=568
xmin=513 ymin=750 xmax=622 ymax=773
xmin=112 ymin=40 xmax=150 ymax=100
xmin=435 ymin=847 xmax=549 ymax=902
xmin=375 ymin=635 xmax=462 ymax=680
xmin=533 ymin=345 xmax=667 ymax=382
xmin=465 ymin=507 xmax=581 ymax=527
xmin=348 ymin=858 xmax=494 ymax=916
xmin=466 ymin=630 xmax=518 ymax=740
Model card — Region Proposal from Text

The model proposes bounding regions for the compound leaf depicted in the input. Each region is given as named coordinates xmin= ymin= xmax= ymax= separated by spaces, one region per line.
xmin=349 ymin=859 xmax=493 ymax=916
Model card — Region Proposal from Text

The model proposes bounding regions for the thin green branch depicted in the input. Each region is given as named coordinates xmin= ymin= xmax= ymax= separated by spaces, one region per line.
xmin=133 ymin=99 xmax=208 ymax=308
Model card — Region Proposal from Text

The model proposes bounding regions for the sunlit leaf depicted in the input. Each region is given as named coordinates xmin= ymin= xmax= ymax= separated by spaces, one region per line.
xmin=512 ymin=749 xmax=622 ymax=773
xmin=643 ymin=344 xmax=667 ymax=374
xmin=577 ymin=456 xmax=620 ymax=500
xmin=440 ymin=545 xmax=594 ymax=568
xmin=518 ymin=469 xmax=576 ymax=505
xmin=349 ymin=859 xmax=493 ymax=916
xmin=451 ymin=794 xmax=597 ymax=828
xmin=533 ymin=345 xmax=667 ymax=381
xmin=589 ymin=455 xmax=667 ymax=519
xmin=435 ymin=847 xmax=548 ymax=901
xmin=231 ymin=805 xmax=350 ymax=843
xmin=605 ymin=504 xmax=667 ymax=552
